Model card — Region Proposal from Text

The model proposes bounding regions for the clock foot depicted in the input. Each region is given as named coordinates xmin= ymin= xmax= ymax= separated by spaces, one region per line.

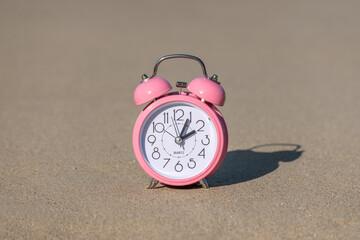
xmin=199 ymin=178 xmax=209 ymax=189
xmin=147 ymin=178 xmax=159 ymax=189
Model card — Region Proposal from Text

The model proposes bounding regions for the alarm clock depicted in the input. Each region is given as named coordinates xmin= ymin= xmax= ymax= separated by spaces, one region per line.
xmin=132 ymin=54 xmax=228 ymax=189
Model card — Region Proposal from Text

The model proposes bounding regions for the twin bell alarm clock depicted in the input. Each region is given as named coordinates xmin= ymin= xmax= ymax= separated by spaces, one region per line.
xmin=132 ymin=54 xmax=228 ymax=189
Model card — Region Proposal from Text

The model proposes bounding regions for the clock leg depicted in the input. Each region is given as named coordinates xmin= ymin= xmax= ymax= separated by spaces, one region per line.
xmin=147 ymin=178 xmax=159 ymax=189
xmin=199 ymin=178 xmax=209 ymax=189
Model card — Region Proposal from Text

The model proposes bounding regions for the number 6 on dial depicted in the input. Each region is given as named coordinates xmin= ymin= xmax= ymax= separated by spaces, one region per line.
xmin=133 ymin=54 xmax=228 ymax=189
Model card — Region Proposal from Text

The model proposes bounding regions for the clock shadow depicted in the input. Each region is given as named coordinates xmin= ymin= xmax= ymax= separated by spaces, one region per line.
xmin=208 ymin=143 xmax=303 ymax=187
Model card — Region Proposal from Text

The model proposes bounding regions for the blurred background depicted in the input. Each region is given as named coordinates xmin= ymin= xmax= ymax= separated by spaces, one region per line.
xmin=1 ymin=1 xmax=359 ymax=239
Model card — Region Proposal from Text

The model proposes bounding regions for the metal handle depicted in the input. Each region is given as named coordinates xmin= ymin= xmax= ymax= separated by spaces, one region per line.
xmin=148 ymin=54 xmax=210 ymax=79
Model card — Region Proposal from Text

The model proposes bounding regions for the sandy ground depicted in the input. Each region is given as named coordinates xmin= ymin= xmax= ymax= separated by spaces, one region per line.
xmin=1 ymin=1 xmax=359 ymax=239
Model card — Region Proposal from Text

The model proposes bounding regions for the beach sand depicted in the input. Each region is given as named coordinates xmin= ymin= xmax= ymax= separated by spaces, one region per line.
xmin=1 ymin=1 xmax=359 ymax=239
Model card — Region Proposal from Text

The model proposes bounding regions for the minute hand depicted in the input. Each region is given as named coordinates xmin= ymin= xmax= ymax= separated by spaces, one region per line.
xmin=181 ymin=130 xmax=196 ymax=140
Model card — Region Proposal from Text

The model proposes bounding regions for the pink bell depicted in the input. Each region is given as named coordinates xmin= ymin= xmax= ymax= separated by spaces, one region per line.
xmin=134 ymin=77 xmax=172 ymax=105
xmin=187 ymin=77 xmax=225 ymax=106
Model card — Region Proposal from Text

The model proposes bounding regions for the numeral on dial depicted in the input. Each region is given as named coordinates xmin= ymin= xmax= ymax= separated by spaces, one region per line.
xmin=153 ymin=122 xmax=164 ymax=133
xmin=147 ymin=135 xmax=156 ymax=146
xmin=152 ymin=147 xmax=160 ymax=160
xmin=163 ymin=112 xmax=169 ymax=124
xmin=196 ymin=120 xmax=205 ymax=132
xmin=187 ymin=158 xmax=196 ymax=169
xmin=174 ymin=161 xmax=184 ymax=172
xmin=201 ymin=135 xmax=210 ymax=145
xmin=198 ymin=148 xmax=205 ymax=159
xmin=173 ymin=109 xmax=184 ymax=121
xmin=163 ymin=158 xmax=170 ymax=168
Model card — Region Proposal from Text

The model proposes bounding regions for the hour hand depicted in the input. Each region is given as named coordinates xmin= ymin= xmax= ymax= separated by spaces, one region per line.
xmin=181 ymin=130 xmax=196 ymax=140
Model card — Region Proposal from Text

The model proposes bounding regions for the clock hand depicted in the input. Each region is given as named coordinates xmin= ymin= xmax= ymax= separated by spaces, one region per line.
xmin=171 ymin=117 xmax=183 ymax=146
xmin=181 ymin=130 xmax=196 ymax=140
xmin=164 ymin=129 xmax=176 ymax=139
xmin=171 ymin=117 xmax=180 ymax=137
xmin=180 ymin=119 xmax=189 ymax=138
xmin=179 ymin=119 xmax=190 ymax=150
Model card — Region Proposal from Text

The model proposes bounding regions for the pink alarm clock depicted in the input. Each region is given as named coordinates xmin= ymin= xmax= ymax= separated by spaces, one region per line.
xmin=133 ymin=54 xmax=228 ymax=189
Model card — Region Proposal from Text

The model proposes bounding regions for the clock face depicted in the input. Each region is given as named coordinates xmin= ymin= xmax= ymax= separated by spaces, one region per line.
xmin=139 ymin=102 xmax=218 ymax=179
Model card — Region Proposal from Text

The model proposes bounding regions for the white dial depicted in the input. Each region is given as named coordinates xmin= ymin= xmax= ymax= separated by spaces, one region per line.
xmin=139 ymin=102 xmax=218 ymax=179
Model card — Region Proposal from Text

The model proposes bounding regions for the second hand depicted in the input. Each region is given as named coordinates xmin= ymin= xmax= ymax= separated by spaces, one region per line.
xmin=171 ymin=117 xmax=180 ymax=137
xmin=164 ymin=129 xmax=176 ymax=138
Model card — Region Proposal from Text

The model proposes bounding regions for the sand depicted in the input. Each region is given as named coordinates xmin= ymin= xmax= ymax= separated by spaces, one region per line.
xmin=1 ymin=1 xmax=359 ymax=239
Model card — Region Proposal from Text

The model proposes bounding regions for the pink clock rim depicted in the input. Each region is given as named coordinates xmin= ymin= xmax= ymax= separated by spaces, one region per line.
xmin=132 ymin=93 xmax=226 ymax=186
